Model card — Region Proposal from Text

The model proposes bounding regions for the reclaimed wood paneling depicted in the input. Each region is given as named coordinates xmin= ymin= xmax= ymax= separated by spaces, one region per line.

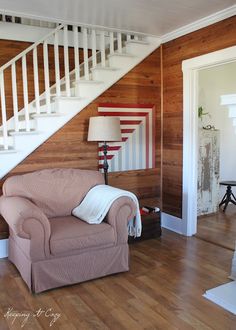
xmin=162 ymin=16 xmax=236 ymax=217
xmin=0 ymin=48 xmax=161 ymax=235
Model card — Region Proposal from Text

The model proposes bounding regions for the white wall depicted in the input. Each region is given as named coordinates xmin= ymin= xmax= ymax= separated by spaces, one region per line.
xmin=199 ymin=61 xmax=236 ymax=200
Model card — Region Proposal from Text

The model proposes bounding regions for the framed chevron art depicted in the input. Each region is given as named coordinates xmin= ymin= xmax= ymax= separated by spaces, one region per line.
xmin=98 ymin=103 xmax=156 ymax=172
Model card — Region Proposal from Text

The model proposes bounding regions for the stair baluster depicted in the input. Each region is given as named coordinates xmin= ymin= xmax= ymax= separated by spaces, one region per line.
xmin=22 ymin=55 xmax=30 ymax=132
xmin=117 ymin=32 xmax=122 ymax=53
xmin=100 ymin=31 xmax=106 ymax=67
xmin=0 ymin=71 xmax=8 ymax=149
xmin=109 ymin=32 xmax=114 ymax=55
xmin=83 ymin=28 xmax=89 ymax=80
xmin=54 ymin=31 xmax=61 ymax=98
xmin=73 ymin=25 xmax=80 ymax=83
xmin=11 ymin=63 xmax=19 ymax=131
xmin=63 ymin=25 xmax=71 ymax=97
xmin=91 ymin=29 xmax=97 ymax=68
xmin=33 ymin=47 xmax=41 ymax=114
xmin=43 ymin=41 xmax=51 ymax=114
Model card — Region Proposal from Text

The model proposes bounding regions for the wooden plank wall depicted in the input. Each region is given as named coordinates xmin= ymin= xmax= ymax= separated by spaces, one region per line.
xmin=162 ymin=15 xmax=236 ymax=218
xmin=0 ymin=47 xmax=161 ymax=236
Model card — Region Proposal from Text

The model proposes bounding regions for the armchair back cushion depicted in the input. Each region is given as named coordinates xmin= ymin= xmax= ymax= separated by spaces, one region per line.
xmin=3 ymin=168 xmax=104 ymax=218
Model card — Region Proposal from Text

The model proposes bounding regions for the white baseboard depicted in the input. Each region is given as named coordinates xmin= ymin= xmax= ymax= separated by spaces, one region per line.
xmin=161 ymin=212 xmax=183 ymax=235
xmin=0 ymin=239 xmax=8 ymax=258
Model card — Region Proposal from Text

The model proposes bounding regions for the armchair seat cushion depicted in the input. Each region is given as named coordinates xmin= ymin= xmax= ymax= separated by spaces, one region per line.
xmin=49 ymin=216 xmax=115 ymax=256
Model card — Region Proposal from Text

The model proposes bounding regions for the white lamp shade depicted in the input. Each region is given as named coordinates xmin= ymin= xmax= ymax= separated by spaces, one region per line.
xmin=88 ymin=116 xmax=122 ymax=142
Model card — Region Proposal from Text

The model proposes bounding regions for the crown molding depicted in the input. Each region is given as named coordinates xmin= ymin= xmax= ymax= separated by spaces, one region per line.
xmin=161 ymin=5 xmax=236 ymax=43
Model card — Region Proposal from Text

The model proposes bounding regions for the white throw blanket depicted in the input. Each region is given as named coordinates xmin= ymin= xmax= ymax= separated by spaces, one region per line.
xmin=72 ymin=185 xmax=142 ymax=237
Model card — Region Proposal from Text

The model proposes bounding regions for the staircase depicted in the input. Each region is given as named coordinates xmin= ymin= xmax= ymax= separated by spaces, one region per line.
xmin=0 ymin=23 xmax=161 ymax=179
xmin=221 ymin=94 xmax=236 ymax=133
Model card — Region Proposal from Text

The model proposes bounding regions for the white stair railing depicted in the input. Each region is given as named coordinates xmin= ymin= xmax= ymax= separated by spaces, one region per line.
xmin=0 ymin=13 xmax=57 ymax=29
xmin=0 ymin=22 xmax=143 ymax=150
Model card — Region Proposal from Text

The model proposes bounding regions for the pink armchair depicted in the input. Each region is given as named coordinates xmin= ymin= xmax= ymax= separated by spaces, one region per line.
xmin=0 ymin=168 xmax=136 ymax=293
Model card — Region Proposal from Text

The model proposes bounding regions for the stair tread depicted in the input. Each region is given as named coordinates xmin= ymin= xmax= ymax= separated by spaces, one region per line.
xmin=108 ymin=52 xmax=136 ymax=58
xmin=31 ymin=112 xmax=63 ymax=118
xmin=74 ymin=80 xmax=103 ymax=85
xmin=126 ymin=40 xmax=149 ymax=45
xmin=9 ymin=129 xmax=39 ymax=136
xmin=53 ymin=96 xmax=84 ymax=101
xmin=90 ymin=66 xmax=119 ymax=71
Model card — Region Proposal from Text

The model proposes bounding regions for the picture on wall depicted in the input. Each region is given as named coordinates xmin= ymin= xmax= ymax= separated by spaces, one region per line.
xmin=98 ymin=103 xmax=156 ymax=172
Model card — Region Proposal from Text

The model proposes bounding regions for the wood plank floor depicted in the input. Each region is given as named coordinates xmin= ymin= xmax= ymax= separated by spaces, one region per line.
xmin=197 ymin=204 xmax=236 ymax=251
xmin=0 ymin=229 xmax=235 ymax=329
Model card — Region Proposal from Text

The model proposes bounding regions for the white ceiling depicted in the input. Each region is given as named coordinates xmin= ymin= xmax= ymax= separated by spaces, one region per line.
xmin=0 ymin=0 xmax=235 ymax=36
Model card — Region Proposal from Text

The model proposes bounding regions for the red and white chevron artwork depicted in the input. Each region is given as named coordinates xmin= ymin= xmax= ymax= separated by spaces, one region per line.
xmin=98 ymin=103 xmax=155 ymax=172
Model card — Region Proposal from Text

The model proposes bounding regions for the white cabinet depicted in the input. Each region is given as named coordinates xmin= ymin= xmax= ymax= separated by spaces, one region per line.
xmin=197 ymin=129 xmax=220 ymax=216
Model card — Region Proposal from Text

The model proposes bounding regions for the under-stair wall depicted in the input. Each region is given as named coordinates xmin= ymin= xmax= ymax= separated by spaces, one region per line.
xmin=0 ymin=41 xmax=161 ymax=237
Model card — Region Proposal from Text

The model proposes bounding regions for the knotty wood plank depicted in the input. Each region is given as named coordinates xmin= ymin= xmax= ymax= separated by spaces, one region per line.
xmin=162 ymin=15 xmax=236 ymax=217
xmin=196 ymin=204 xmax=236 ymax=251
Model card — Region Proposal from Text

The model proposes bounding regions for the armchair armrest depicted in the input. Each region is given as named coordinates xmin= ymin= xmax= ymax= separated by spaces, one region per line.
xmin=0 ymin=196 xmax=51 ymax=260
xmin=105 ymin=196 xmax=136 ymax=244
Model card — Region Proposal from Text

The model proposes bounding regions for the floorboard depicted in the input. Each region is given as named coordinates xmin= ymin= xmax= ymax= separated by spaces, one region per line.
xmin=197 ymin=204 xmax=236 ymax=251
xmin=0 ymin=230 xmax=235 ymax=329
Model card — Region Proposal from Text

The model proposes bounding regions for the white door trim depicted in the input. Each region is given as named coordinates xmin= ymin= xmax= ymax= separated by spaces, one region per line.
xmin=182 ymin=45 xmax=236 ymax=236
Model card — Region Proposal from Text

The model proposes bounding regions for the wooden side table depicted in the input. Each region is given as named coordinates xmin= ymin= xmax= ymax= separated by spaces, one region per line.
xmin=128 ymin=211 xmax=161 ymax=243
xmin=219 ymin=181 xmax=236 ymax=212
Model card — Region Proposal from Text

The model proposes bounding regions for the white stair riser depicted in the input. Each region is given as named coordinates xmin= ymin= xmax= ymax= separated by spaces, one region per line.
xmin=91 ymin=69 xmax=118 ymax=82
xmin=108 ymin=55 xmax=136 ymax=68
xmin=74 ymin=83 xmax=104 ymax=98
xmin=125 ymin=43 xmax=149 ymax=54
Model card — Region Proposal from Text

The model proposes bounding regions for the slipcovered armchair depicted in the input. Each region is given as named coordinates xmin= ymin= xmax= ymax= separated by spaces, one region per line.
xmin=0 ymin=168 xmax=136 ymax=293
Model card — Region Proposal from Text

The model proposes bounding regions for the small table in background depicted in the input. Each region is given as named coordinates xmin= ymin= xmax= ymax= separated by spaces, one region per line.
xmin=219 ymin=181 xmax=236 ymax=212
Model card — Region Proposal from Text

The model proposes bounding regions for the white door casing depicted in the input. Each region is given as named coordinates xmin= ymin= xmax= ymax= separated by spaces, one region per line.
xmin=182 ymin=45 xmax=236 ymax=236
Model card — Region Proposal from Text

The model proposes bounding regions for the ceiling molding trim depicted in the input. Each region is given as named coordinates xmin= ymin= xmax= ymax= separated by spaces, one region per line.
xmin=161 ymin=5 xmax=236 ymax=43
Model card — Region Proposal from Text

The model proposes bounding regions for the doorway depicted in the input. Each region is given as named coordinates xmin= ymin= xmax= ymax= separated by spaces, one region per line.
xmin=196 ymin=62 xmax=236 ymax=250
xmin=181 ymin=45 xmax=236 ymax=237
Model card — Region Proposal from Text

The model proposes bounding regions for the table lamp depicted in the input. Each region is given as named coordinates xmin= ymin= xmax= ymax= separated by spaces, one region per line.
xmin=88 ymin=116 xmax=122 ymax=184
